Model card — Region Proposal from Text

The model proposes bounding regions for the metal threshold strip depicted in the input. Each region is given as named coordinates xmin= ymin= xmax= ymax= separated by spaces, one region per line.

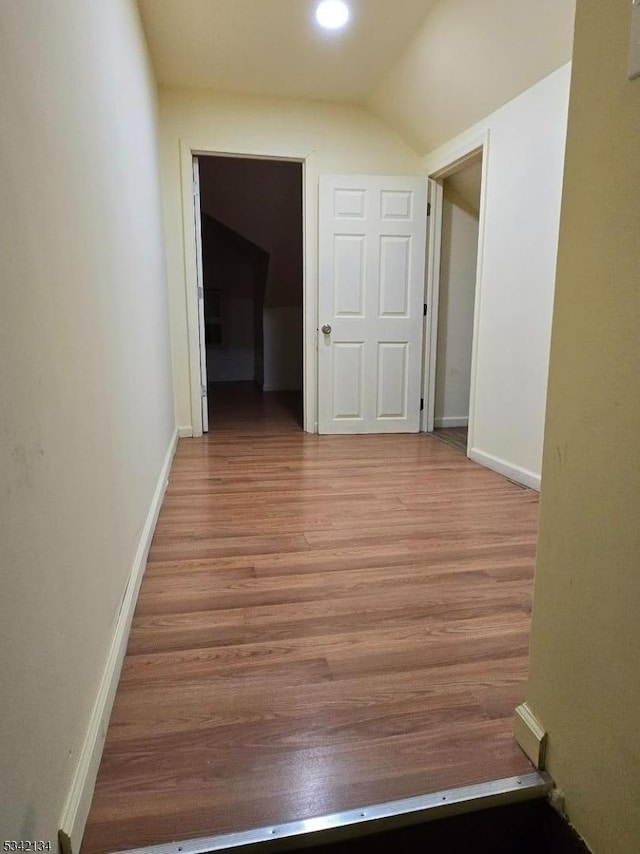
xmin=114 ymin=771 xmax=551 ymax=854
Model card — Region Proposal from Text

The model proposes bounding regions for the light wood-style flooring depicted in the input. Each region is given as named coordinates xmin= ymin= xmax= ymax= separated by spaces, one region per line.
xmin=433 ymin=426 xmax=469 ymax=454
xmin=82 ymin=386 xmax=538 ymax=853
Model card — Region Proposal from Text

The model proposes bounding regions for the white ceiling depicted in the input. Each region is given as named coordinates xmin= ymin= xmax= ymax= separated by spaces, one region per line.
xmin=137 ymin=0 xmax=437 ymax=102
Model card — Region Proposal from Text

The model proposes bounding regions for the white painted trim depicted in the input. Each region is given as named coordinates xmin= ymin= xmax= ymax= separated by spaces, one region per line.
xmin=422 ymin=178 xmax=443 ymax=434
xmin=58 ymin=429 xmax=179 ymax=854
xmin=179 ymin=141 xmax=318 ymax=436
xmin=421 ymin=130 xmax=490 ymax=458
xmin=466 ymin=135 xmax=490 ymax=456
xmin=423 ymin=128 xmax=489 ymax=180
xmin=180 ymin=142 xmax=205 ymax=438
xmin=514 ymin=703 xmax=547 ymax=770
xmin=434 ymin=417 xmax=469 ymax=428
xmin=469 ymin=447 xmax=541 ymax=491
xmin=178 ymin=426 xmax=193 ymax=438
xmin=302 ymin=152 xmax=319 ymax=434
xmin=192 ymin=157 xmax=209 ymax=434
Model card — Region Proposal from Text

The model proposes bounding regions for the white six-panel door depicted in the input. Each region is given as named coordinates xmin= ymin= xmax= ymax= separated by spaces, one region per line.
xmin=318 ymin=176 xmax=428 ymax=434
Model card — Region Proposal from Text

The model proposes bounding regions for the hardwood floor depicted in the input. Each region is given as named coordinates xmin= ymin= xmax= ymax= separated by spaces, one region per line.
xmin=82 ymin=387 xmax=538 ymax=854
xmin=433 ymin=426 xmax=468 ymax=454
xmin=209 ymin=380 xmax=303 ymax=434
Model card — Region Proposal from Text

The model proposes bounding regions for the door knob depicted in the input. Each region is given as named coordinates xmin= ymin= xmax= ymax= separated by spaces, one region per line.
xmin=321 ymin=324 xmax=332 ymax=335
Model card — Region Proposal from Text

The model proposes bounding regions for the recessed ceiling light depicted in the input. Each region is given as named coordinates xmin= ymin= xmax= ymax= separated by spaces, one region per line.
xmin=316 ymin=0 xmax=350 ymax=30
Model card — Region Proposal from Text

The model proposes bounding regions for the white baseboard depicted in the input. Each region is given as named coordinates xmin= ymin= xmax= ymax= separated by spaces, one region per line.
xmin=469 ymin=447 xmax=541 ymax=491
xmin=178 ymin=425 xmax=193 ymax=438
xmin=58 ymin=428 xmax=178 ymax=854
xmin=514 ymin=703 xmax=547 ymax=770
xmin=434 ymin=416 xmax=469 ymax=428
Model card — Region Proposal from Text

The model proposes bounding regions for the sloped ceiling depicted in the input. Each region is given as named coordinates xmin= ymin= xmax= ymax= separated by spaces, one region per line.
xmin=138 ymin=0 xmax=437 ymax=102
xmin=368 ymin=0 xmax=577 ymax=154
xmin=138 ymin=0 xmax=576 ymax=154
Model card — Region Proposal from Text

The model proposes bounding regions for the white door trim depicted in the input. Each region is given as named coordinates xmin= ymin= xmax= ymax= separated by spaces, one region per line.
xmin=421 ymin=129 xmax=491 ymax=456
xmin=421 ymin=178 xmax=443 ymax=434
xmin=191 ymin=157 xmax=209 ymax=433
xmin=179 ymin=140 xmax=317 ymax=436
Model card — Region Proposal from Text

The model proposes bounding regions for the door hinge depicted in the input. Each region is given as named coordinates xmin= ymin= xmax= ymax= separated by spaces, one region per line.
xmin=201 ymin=384 xmax=207 ymax=397
xmin=427 ymin=202 xmax=431 ymax=217
xmin=423 ymin=303 xmax=428 ymax=317
xmin=420 ymin=398 xmax=424 ymax=411
xmin=198 ymin=286 xmax=204 ymax=300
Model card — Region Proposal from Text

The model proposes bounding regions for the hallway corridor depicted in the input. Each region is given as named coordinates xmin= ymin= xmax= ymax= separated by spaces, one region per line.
xmin=82 ymin=396 xmax=538 ymax=853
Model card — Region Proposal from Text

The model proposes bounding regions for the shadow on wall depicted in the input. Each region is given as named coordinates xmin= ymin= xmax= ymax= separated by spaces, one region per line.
xmin=201 ymin=214 xmax=268 ymax=385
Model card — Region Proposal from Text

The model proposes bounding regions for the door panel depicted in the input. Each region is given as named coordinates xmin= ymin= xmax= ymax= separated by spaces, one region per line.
xmin=379 ymin=236 xmax=411 ymax=316
xmin=377 ymin=342 xmax=408 ymax=419
xmin=332 ymin=342 xmax=364 ymax=420
xmin=334 ymin=235 xmax=365 ymax=316
xmin=318 ymin=175 xmax=427 ymax=434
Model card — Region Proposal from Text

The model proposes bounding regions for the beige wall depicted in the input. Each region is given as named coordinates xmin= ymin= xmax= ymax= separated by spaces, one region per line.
xmin=158 ymin=89 xmax=421 ymax=431
xmin=526 ymin=2 xmax=640 ymax=853
xmin=0 ymin=0 xmax=174 ymax=844
xmin=369 ymin=0 xmax=576 ymax=154
xmin=423 ymin=65 xmax=572 ymax=489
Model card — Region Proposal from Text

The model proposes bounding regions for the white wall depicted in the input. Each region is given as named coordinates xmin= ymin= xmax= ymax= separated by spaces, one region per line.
xmin=424 ymin=65 xmax=572 ymax=488
xmin=369 ymin=0 xmax=576 ymax=154
xmin=158 ymin=88 xmax=421 ymax=432
xmin=434 ymin=186 xmax=479 ymax=427
xmin=0 ymin=0 xmax=174 ymax=845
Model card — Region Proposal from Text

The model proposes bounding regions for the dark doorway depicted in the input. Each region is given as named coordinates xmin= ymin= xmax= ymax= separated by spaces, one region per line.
xmin=198 ymin=156 xmax=304 ymax=430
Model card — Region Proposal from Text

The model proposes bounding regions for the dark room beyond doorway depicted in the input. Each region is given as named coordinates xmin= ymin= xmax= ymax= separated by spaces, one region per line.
xmin=198 ymin=155 xmax=304 ymax=430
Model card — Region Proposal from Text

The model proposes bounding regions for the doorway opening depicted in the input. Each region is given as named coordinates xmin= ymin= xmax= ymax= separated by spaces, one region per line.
xmin=432 ymin=153 xmax=482 ymax=454
xmin=422 ymin=141 xmax=486 ymax=456
xmin=194 ymin=155 xmax=304 ymax=434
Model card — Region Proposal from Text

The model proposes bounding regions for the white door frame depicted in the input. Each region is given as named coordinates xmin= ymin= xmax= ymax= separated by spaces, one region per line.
xmin=179 ymin=140 xmax=317 ymax=437
xmin=421 ymin=177 xmax=443 ymax=434
xmin=191 ymin=157 xmax=209 ymax=433
xmin=421 ymin=129 xmax=490 ymax=455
